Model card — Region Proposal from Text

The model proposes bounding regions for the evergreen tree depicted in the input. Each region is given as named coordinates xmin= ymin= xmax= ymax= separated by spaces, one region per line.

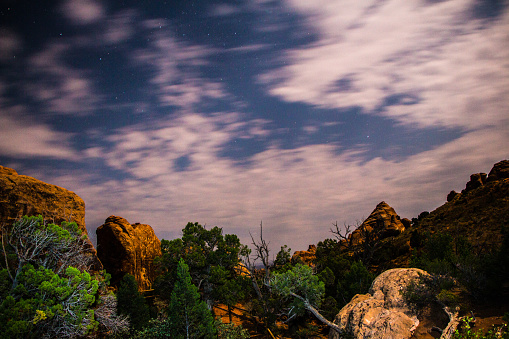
xmin=117 ymin=274 xmax=150 ymax=331
xmin=0 ymin=216 xmax=128 ymax=338
xmin=167 ymin=258 xmax=216 ymax=338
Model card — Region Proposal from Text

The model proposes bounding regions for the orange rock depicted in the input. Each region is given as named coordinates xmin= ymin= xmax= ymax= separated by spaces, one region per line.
xmin=96 ymin=215 xmax=161 ymax=291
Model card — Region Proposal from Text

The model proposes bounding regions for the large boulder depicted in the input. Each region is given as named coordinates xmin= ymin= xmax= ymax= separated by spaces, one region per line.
xmin=329 ymin=268 xmax=427 ymax=339
xmin=96 ymin=215 xmax=161 ymax=291
xmin=0 ymin=165 xmax=102 ymax=270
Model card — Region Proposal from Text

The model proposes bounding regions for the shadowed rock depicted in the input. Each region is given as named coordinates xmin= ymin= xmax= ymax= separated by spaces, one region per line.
xmin=487 ymin=159 xmax=509 ymax=182
xmin=96 ymin=215 xmax=161 ymax=291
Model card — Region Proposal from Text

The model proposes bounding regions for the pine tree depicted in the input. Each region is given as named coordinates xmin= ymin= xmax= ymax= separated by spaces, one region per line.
xmin=167 ymin=258 xmax=216 ymax=339
xmin=117 ymin=274 xmax=150 ymax=331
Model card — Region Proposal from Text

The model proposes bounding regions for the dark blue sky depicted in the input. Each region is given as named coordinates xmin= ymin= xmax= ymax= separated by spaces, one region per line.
xmin=1 ymin=0 xmax=508 ymax=252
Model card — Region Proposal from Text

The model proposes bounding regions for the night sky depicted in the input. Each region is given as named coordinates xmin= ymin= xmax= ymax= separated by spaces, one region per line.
xmin=1 ymin=0 xmax=508 ymax=253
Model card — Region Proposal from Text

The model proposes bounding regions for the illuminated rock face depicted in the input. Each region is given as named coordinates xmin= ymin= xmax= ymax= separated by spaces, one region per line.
xmin=0 ymin=165 xmax=86 ymax=232
xmin=96 ymin=215 xmax=161 ymax=291
xmin=330 ymin=268 xmax=427 ymax=339
xmin=0 ymin=165 xmax=102 ymax=270
xmin=348 ymin=201 xmax=407 ymax=247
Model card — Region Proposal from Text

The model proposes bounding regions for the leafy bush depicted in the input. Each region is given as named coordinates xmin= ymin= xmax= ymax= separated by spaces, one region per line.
xmin=0 ymin=216 xmax=128 ymax=338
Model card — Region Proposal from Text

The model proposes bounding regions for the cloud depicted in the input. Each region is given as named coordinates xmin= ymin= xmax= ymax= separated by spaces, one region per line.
xmin=259 ymin=0 xmax=509 ymax=130
xmin=61 ymin=108 xmax=507 ymax=252
xmin=132 ymin=28 xmax=229 ymax=109
xmin=103 ymin=9 xmax=137 ymax=44
xmin=26 ymin=42 xmax=98 ymax=115
xmin=209 ymin=4 xmax=240 ymax=17
xmin=0 ymin=29 xmax=22 ymax=62
xmin=0 ymin=112 xmax=77 ymax=160
xmin=61 ymin=0 xmax=105 ymax=25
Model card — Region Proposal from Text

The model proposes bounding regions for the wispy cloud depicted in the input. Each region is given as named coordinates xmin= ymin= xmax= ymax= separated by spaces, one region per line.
xmin=0 ymin=29 xmax=22 ymax=62
xmin=132 ymin=27 xmax=228 ymax=109
xmin=260 ymin=0 xmax=509 ymax=130
xmin=26 ymin=42 xmax=98 ymax=115
xmin=0 ymin=111 xmax=77 ymax=160
xmin=61 ymin=0 xmax=105 ymax=25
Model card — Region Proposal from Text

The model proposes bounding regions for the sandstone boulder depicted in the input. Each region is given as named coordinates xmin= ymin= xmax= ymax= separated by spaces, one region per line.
xmin=96 ymin=215 xmax=161 ymax=291
xmin=329 ymin=268 xmax=427 ymax=339
xmin=486 ymin=159 xmax=509 ymax=182
xmin=0 ymin=165 xmax=102 ymax=270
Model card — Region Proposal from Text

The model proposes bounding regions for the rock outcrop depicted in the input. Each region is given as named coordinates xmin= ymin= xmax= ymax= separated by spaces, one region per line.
xmin=292 ymin=244 xmax=316 ymax=266
xmin=0 ymin=165 xmax=86 ymax=233
xmin=96 ymin=215 xmax=161 ymax=291
xmin=486 ymin=159 xmax=509 ymax=182
xmin=349 ymin=201 xmax=407 ymax=246
xmin=329 ymin=268 xmax=428 ymax=339
xmin=0 ymin=165 xmax=102 ymax=270
xmin=462 ymin=173 xmax=487 ymax=194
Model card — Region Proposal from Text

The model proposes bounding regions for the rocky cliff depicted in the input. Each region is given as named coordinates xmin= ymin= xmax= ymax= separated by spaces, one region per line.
xmin=96 ymin=215 xmax=161 ymax=291
xmin=0 ymin=165 xmax=102 ymax=270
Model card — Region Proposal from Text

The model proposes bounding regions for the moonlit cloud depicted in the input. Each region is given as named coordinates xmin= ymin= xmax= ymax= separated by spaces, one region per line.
xmin=0 ymin=112 xmax=77 ymax=160
xmin=210 ymin=4 xmax=240 ymax=17
xmin=27 ymin=42 xmax=98 ymax=115
xmin=132 ymin=29 xmax=228 ymax=109
xmin=0 ymin=29 xmax=22 ymax=62
xmin=261 ymin=0 xmax=509 ymax=130
xmin=103 ymin=9 xmax=136 ymax=44
xmin=61 ymin=0 xmax=105 ymax=25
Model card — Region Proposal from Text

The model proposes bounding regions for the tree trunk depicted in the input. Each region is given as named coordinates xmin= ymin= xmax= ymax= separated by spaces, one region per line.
xmin=440 ymin=305 xmax=464 ymax=339
xmin=290 ymin=292 xmax=345 ymax=335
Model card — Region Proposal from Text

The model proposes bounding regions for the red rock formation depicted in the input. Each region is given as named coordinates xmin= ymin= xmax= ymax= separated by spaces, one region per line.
xmin=96 ymin=215 xmax=161 ymax=291
xmin=0 ymin=165 xmax=102 ymax=270
xmin=0 ymin=165 xmax=86 ymax=232
xmin=292 ymin=244 xmax=317 ymax=266
xmin=349 ymin=201 xmax=406 ymax=246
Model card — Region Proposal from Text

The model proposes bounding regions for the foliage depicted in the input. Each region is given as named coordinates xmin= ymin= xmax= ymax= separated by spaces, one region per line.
xmin=273 ymin=245 xmax=292 ymax=273
xmin=336 ymin=261 xmax=375 ymax=305
xmin=155 ymin=222 xmax=248 ymax=309
xmin=410 ymin=229 xmax=509 ymax=299
xmin=216 ymin=320 xmax=251 ymax=339
xmin=270 ymin=264 xmax=325 ymax=318
xmin=0 ymin=216 xmax=128 ymax=338
xmin=166 ymin=258 xmax=216 ymax=338
xmin=401 ymin=273 xmax=457 ymax=314
xmin=453 ymin=317 xmax=509 ymax=339
xmin=117 ymin=274 xmax=150 ymax=331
